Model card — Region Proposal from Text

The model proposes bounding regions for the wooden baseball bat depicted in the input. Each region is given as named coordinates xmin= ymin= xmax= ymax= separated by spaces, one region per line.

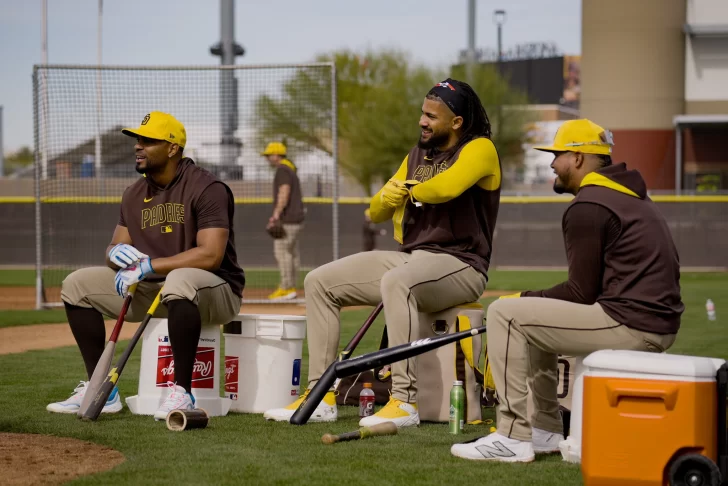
xmin=335 ymin=326 xmax=487 ymax=378
xmin=77 ymin=284 xmax=137 ymax=417
xmin=80 ymin=287 xmax=163 ymax=422
xmin=166 ymin=409 xmax=209 ymax=432
xmin=289 ymin=302 xmax=383 ymax=426
xmin=321 ymin=421 xmax=398 ymax=445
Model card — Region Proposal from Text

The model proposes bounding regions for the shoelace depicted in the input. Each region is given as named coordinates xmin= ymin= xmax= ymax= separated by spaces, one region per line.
xmin=163 ymin=381 xmax=187 ymax=407
xmin=73 ymin=381 xmax=88 ymax=396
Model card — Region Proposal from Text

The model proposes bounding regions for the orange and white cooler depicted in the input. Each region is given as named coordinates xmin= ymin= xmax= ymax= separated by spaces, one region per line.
xmin=580 ymin=349 xmax=725 ymax=486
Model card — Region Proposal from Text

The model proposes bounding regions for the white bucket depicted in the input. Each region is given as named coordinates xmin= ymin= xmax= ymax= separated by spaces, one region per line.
xmin=223 ymin=314 xmax=307 ymax=413
xmin=125 ymin=318 xmax=231 ymax=417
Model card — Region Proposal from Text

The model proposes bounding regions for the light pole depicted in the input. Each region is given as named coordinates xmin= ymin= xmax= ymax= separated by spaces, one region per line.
xmin=493 ymin=9 xmax=506 ymax=62
xmin=466 ymin=0 xmax=476 ymax=82
xmin=493 ymin=10 xmax=506 ymax=133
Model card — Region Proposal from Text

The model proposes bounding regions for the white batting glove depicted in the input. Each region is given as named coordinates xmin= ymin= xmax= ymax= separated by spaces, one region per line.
xmin=114 ymin=258 xmax=154 ymax=297
xmin=108 ymin=243 xmax=148 ymax=269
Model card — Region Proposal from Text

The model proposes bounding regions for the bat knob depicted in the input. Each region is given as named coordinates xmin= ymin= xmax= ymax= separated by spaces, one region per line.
xmin=321 ymin=433 xmax=337 ymax=445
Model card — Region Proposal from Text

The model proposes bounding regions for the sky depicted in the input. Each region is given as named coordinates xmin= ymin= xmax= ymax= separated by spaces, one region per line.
xmin=0 ymin=0 xmax=581 ymax=155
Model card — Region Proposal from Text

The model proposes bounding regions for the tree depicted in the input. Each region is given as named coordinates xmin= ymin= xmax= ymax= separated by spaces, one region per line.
xmin=5 ymin=146 xmax=34 ymax=172
xmin=253 ymin=49 xmax=533 ymax=194
xmin=449 ymin=64 xmax=536 ymax=187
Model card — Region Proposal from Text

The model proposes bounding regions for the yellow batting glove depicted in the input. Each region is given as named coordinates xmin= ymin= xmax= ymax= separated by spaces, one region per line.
xmin=498 ymin=292 xmax=521 ymax=299
xmin=380 ymin=179 xmax=409 ymax=209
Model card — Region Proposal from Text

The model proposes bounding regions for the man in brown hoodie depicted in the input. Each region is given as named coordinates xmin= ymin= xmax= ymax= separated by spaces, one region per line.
xmin=451 ymin=119 xmax=684 ymax=463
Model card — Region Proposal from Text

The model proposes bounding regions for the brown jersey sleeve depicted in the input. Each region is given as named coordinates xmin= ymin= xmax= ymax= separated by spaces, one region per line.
xmin=196 ymin=182 xmax=232 ymax=230
xmin=521 ymin=202 xmax=620 ymax=304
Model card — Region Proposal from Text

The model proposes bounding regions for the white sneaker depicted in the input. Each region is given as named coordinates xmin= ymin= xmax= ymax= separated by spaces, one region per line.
xmin=451 ymin=432 xmax=536 ymax=462
xmin=359 ymin=397 xmax=419 ymax=428
xmin=533 ymin=427 xmax=564 ymax=454
xmin=263 ymin=389 xmax=338 ymax=423
xmin=153 ymin=383 xmax=195 ymax=421
xmin=46 ymin=381 xmax=123 ymax=414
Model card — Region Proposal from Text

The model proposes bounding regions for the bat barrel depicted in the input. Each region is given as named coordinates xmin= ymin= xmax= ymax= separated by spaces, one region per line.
xmin=289 ymin=364 xmax=337 ymax=425
xmin=166 ymin=409 xmax=209 ymax=431
xmin=335 ymin=326 xmax=486 ymax=378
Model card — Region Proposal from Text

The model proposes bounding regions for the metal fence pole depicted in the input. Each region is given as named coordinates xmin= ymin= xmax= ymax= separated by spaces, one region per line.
xmin=33 ymin=69 xmax=43 ymax=310
xmin=331 ymin=62 xmax=339 ymax=261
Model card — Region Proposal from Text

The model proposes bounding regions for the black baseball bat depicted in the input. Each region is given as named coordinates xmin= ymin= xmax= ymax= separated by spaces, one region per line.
xmin=80 ymin=288 xmax=163 ymax=421
xmin=335 ymin=326 xmax=487 ymax=378
xmin=289 ymin=302 xmax=383 ymax=425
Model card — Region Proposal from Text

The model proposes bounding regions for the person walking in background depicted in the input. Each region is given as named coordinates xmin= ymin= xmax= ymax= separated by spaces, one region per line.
xmin=262 ymin=142 xmax=305 ymax=301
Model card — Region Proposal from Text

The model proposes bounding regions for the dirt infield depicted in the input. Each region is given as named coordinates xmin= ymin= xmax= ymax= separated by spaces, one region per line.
xmin=0 ymin=303 xmax=305 ymax=355
xmin=0 ymin=289 xmax=512 ymax=356
xmin=1 ymin=286 xmax=513 ymax=310
xmin=0 ymin=433 xmax=125 ymax=485
xmin=0 ymin=286 xmax=305 ymax=310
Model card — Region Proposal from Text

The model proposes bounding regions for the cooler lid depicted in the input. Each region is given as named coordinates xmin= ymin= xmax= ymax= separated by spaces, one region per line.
xmin=583 ymin=349 xmax=725 ymax=379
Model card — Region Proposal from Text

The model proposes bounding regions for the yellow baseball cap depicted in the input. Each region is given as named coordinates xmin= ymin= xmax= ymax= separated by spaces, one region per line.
xmin=533 ymin=119 xmax=614 ymax=156
xmin=122 ymin=111 xmax=187 ymax=148
xmin=261 ymin=142 xmax=287 ymax=156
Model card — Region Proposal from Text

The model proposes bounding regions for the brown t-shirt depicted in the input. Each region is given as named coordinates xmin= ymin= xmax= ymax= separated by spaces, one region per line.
xmin=118 ymin=158 xmax=245 ymax=297
xmin=273 ymin=160 xmax=304 ymax=224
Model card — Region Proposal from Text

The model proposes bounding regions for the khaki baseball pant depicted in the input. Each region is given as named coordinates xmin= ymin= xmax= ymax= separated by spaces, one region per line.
xmin=61 ymin=266 xmax=241 ymax=325
xmin=305 ymin=250 xmax=487 ymax=403
xmin=486 ymin=297 xmax=677 ymax=441
xmin=274 ymin=223 xmax=302 ymax=289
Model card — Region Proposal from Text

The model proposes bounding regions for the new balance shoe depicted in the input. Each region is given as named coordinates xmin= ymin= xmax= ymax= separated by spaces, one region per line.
xmin=451 ymin=432 xmax=535 ymax=462
xmin=359 ymin=397 xmax=419 ymax=428
xmin=263 ymin=389 xmax=338 ymax=423
xmin=46 ymin=381 xmax=123 ymax=414
xmin=153 ymin=383 xmax=195 ymax=421
xmin=532 ymin=427 xmax=564 ymax=454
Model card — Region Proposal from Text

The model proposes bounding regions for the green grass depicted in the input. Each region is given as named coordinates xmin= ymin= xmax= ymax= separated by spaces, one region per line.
xmin=0 ymin=271 xmax=726 ymax=485
xmin=0 ymin=309 xmax=68 ymax=328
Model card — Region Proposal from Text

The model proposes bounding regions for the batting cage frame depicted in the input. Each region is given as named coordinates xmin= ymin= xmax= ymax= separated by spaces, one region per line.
xmin=32 ymin=62 xmax=339 ymax=309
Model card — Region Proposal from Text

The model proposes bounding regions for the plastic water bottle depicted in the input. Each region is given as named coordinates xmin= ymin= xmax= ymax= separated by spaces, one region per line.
xmin=449 ymin=380 xmax=465 ymax=434
xmin=706 ymin=299 xmax=716 ymax=321
xmin=359 ymin=383 xmax=375 ymax=418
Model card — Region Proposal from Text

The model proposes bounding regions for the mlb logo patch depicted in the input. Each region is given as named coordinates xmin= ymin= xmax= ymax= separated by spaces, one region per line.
xmin=229 ymin=393 xmax=238 ymax=401
xmin=158 ymin=335 xmax=169 ymax=343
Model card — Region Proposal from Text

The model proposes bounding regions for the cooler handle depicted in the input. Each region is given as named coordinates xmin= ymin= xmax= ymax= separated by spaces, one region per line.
xmin=605 ymin=382 xmax=679 ymax=411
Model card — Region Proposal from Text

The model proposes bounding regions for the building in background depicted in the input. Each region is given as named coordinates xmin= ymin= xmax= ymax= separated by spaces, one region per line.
xmin=581 ymin=0 xmax=728 ymax=192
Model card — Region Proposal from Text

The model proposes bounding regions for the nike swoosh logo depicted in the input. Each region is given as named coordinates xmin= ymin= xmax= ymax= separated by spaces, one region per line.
xmin=144 ymin=197 xmax=153 ymax=203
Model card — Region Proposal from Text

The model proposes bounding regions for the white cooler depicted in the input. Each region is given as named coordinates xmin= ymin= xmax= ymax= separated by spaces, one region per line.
xmin=223 ymin=314 xmax=307 ymax=413
xmin=125 ymin=318 xmax=232 ymax=417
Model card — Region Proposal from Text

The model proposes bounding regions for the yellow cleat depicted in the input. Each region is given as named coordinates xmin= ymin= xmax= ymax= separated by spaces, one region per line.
xmin=359 ymin=396 xmax=419 ymax=428
xmin=263 ymin=389 xmax=338 ymax=423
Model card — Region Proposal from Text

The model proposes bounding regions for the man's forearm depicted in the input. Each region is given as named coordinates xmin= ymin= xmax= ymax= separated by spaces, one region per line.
xmin=150 ymin=247 xmax=223 ymax=275
xmin=273 ymin=186 xmax=291 ymax=218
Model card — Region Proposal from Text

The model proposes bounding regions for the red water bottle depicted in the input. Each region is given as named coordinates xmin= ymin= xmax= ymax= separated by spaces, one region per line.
xmin=359 ymin=382 xmax=375 ymax=417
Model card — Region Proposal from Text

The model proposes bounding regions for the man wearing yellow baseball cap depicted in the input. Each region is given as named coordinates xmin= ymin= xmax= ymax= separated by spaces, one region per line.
xmin=261 ymin=142 xmax=305 ymax=301
xmin=48 ymin=111 xmax=246 ymax=422
xmin=451 ymin=119 xmax=684 ymax=463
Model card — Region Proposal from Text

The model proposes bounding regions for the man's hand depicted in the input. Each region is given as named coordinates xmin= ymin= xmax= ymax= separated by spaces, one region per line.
xmin=114 ymin=258 xmax=154 ymax=297
xmin=380 ymin=179 xmax=409 ymax=209
xmin=108 ymin=243 xmax=148 ymax=269
xmin=267 ymin=213 xmax=280 ymax=230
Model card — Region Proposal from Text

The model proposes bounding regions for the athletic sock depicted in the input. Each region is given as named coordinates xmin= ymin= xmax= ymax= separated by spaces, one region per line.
xmin=65 ymin=303 xmax=106 ymax=380
xmin=167 ymin=299 xmax=202 ymax=394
